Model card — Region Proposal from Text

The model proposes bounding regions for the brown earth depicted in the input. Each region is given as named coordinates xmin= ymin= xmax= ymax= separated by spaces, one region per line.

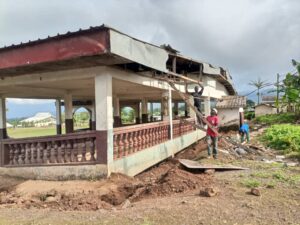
xmin=0 ymin=134 xmax=299 ymax=225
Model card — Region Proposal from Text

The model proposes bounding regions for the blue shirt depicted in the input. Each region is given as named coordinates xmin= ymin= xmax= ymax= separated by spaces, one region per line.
xmin=239 ymin=123 xmax=249 ymax=133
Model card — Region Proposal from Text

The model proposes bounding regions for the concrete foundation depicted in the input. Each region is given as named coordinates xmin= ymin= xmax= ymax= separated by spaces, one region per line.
xmin=0 ymin=164 xmax=108 ymax=181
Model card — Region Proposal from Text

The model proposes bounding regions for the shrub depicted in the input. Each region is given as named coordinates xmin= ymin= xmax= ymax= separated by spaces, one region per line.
xmin=262 ymin=124 xmax=300 ymax=154
xmin=254 ymin=113 xmax=296 ymax=125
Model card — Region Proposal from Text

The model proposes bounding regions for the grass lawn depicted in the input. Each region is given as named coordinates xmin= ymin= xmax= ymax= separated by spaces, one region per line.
xmin=7 ymin=127 xmax=58 ymax=138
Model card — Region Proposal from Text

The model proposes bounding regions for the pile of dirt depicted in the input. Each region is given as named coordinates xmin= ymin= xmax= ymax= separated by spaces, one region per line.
xmin=0 ymin=140 xmax=213 ymax=211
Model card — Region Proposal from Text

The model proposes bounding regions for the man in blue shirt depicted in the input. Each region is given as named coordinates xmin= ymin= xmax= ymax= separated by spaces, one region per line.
xmin=239 ymin=120 xmax=250 ymax=143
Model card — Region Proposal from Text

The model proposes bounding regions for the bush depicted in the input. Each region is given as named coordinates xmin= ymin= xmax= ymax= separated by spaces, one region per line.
xmin=262 ymin=124 xmax=300 ymax=154
xmin=244 ymin=111 xmax=255 ymax=120
xmin=254 ymin=113 xmax=296 ymax=125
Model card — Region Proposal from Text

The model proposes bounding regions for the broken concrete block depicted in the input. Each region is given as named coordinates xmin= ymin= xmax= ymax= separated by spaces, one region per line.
xmin=200 ymin=187 xmax=220 ymax=197
xmin=250 ymin=188 xmax=261 ymax=196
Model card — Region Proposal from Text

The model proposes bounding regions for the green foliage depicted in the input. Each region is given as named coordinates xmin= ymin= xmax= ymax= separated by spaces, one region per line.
xmin=262 ymin=124 xmax=300 ymax=154
xmin=246 ymin=99 xmax=255 ymax=108
xmin=281 ymin=60 xmax=300 ymax=115
xmin=244 ymin=111 xmax=255 ymax=120
xmin=254 ymin=113 xmax=296 ymax=125
xmin=241 ymin=179 xmax=261 ymax=188
xmin=121 ymin=107 xmax=135 ymax=124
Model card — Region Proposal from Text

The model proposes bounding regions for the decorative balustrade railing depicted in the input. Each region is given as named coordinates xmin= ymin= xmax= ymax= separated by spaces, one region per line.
xmin=113 ymin=118 xmax=196 ymax=160
xmin=113 ymin=121 xmax=170 ymax=159
xmin=0 ymin=131 xmax=98 ymax=167
xmin=172 ymin=118 xmax=196 ymax=138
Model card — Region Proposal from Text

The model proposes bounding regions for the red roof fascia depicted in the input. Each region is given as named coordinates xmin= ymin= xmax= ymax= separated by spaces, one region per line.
xmin=0 ymin=30 xmax=110 ymax=70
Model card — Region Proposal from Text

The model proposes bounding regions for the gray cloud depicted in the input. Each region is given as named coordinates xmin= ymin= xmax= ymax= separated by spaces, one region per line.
xmin=0 ymin=0 xmax=299 ymax=93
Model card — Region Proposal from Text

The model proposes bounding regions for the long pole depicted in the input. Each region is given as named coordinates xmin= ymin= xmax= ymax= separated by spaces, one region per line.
xmin=276 ymin=73 xmax=279 ymax=114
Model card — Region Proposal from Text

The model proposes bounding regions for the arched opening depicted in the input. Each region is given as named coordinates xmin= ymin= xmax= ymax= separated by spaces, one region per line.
xmin=73 ymin=107 xmax=91 ymax=131
xmin=121 ymin=106 xmax=136 ymax=125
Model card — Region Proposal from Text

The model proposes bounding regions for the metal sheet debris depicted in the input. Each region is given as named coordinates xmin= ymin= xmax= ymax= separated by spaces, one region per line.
xmin=179 ymin=159 xmax=248 ymax=171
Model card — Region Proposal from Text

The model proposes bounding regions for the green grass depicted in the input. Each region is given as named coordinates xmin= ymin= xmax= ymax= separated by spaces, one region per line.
xmin=261 ymin=124 xmax=300 ymax=154
xmin=7 ymin=127 xmax=57 ymax=138
xmin=7 ymin=126 xmax=87 ymax=138
xmin=253 ymin=113 xmax=296 ymax=125
xmin=241 ymin=179 xmax=261 ymax=188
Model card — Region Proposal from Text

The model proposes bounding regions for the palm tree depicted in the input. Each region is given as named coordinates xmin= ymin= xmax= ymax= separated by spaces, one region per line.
xmin=248 ymin=78 xmax=268 ymax=104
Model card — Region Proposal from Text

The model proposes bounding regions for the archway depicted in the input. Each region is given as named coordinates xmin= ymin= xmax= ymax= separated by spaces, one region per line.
xmin=73 ymin=107 xmax=91 ymax=131
xmin=121 ymin=106 xmax=136 ymax=125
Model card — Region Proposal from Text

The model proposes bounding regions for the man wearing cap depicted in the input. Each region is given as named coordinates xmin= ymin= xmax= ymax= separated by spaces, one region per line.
xmin=206 ymin=108 xmax=219 ymax=159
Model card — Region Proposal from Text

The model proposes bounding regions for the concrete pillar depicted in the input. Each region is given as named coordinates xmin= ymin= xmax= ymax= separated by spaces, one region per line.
xmin=204 ymin=97 xmax=211 ymax=117
xmin=64 ymin=93 xmax=73 ymax=133
xmin=113 ymin=97 xmax=121 ymax=127
xmin=168 ymin=88 xmax=173 ymax=140
xmin=55 ymin=99 xmax=62 ymax=135
xmin=95 ymin=72 xmax=113 ymax=173
xmin=0 ymin=97 xmax=7 ymax=140
xmin=91 ymin=102 xmax=96 ymax=130
xmin=162 ymin=88 xmax=173 ymax=139
xmin=141 ymin=98 xmax=148 ymax=123
xmin=174 ymin=101 xmax=179 ymax=116
xmin=185 ymin=96 xmax=196 ymax=118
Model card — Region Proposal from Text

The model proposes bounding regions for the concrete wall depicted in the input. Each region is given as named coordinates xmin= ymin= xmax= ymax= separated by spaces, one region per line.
xmin=187 ymin=75 xmax=229 ymax=99
xmin=0 ymin=164 xmax=108 ymax=181
xmin=112 ymin=129 xmax=206 ymax=176
xmin=218 ymin=108 xmax=239 ymax=126
xmin=255 ymin=105 xmax=277 ymax=117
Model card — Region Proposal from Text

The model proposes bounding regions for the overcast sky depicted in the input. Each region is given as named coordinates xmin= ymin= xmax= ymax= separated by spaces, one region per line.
xmin=1 ymin=0 xmax=299 ymax=96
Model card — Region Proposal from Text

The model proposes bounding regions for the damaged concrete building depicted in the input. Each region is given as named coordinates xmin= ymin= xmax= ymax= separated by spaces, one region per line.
xmin=0 ymin=25 xmax=236 ymax=179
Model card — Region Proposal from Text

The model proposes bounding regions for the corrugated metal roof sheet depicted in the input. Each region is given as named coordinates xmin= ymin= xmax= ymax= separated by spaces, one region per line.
xmin=216 ymin=96 xmax=246 ymax=109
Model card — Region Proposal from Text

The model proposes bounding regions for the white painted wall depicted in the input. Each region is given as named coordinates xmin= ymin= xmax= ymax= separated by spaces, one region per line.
xmin=255 ymin=105 xmax=277 ymax=117
xmin=218 ymin=108 xmax=239 ymax=126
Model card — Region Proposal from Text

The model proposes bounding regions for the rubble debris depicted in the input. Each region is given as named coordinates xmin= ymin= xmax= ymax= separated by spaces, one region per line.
xmin=200 ymin=187 xmax=220 ymax=197
xmin=250 ymin=188 xmax=261 ymax=196
xmin=235 ymin=147 xmax=247 ymax=155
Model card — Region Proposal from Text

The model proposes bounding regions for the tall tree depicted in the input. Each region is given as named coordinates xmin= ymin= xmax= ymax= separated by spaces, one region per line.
xmin=282 ymin=60 xmax=300 ymax=116
xmin=248 ymin=78 xmax=268 ymax=104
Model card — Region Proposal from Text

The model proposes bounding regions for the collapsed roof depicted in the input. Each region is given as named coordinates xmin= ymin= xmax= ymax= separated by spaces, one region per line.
xmin=0 ymin=24 xmax=236 ymax=95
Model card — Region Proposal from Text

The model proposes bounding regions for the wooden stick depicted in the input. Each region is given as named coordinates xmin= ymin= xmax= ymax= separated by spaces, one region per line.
xmin=166 ymin=80 xmax=219 ymax=136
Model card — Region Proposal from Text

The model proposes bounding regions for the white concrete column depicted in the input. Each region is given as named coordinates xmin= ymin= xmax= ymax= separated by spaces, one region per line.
xmin=55 ymin=99 xmax=62 ymax=134
xmin=204 ymin=96 xmax=211 ymax=117
xmin=91 ymin=102 xmax=96 ymax=130
xmin=162 ymin=88 xmax=173 ymax=139
xmin=0 ymin=97 xmax=7 ymax=139
xmin=168 ymin=87 xmax=173 ymax=140
xmin=113 ymin=96 xmax=121 ymax=126
xmin=64 ymin=93 xmax=73 ymax=133
xmin=95 ymin=72 xmax=113 ymax=174
xmin=141 ymin=98 xmax=148 ymax=123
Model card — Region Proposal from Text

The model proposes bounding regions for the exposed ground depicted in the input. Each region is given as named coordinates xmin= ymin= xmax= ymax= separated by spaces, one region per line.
xmin=0 ymin=130 xmax=299 ymax=225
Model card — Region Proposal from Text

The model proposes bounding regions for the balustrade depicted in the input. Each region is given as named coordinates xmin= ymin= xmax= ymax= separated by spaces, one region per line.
xmin=1 ymin=131 xmax=98 ymax=166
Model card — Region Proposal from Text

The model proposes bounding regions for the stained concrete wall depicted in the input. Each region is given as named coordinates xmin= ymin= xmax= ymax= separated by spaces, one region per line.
xmin=0 ymin=164 xmax=107 ymax=181
xmin=112 ymin=130 xmax=206 ymax=176
xmin=255 ymin=105 xmax=277 ymax=117
xmin=218 ymin=108 xmax=239 ymax=126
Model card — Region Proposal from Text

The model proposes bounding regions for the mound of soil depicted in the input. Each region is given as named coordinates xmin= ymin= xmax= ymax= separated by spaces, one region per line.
xmin=0 ymin=140 xmax=213 ymax=211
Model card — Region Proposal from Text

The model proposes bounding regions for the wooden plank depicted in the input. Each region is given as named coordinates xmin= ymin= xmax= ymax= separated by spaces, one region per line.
xmin=166 ymin=80 xmax=219 ymax=136
xmin=179 ymin=159 xmax=248 ymax=170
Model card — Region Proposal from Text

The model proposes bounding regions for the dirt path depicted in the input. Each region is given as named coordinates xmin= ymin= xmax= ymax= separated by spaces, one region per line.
xmin=0 ymin=137 xmax=299 ymax=225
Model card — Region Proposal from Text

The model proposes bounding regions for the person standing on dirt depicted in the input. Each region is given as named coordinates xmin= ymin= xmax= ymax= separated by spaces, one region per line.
xmin=206 ymin=108 xmax=219 ymax=159
xmin=239 ymin=120 xmax=250 ymax=144
xmin=186 ymin=83 xmax=204 ymax=122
